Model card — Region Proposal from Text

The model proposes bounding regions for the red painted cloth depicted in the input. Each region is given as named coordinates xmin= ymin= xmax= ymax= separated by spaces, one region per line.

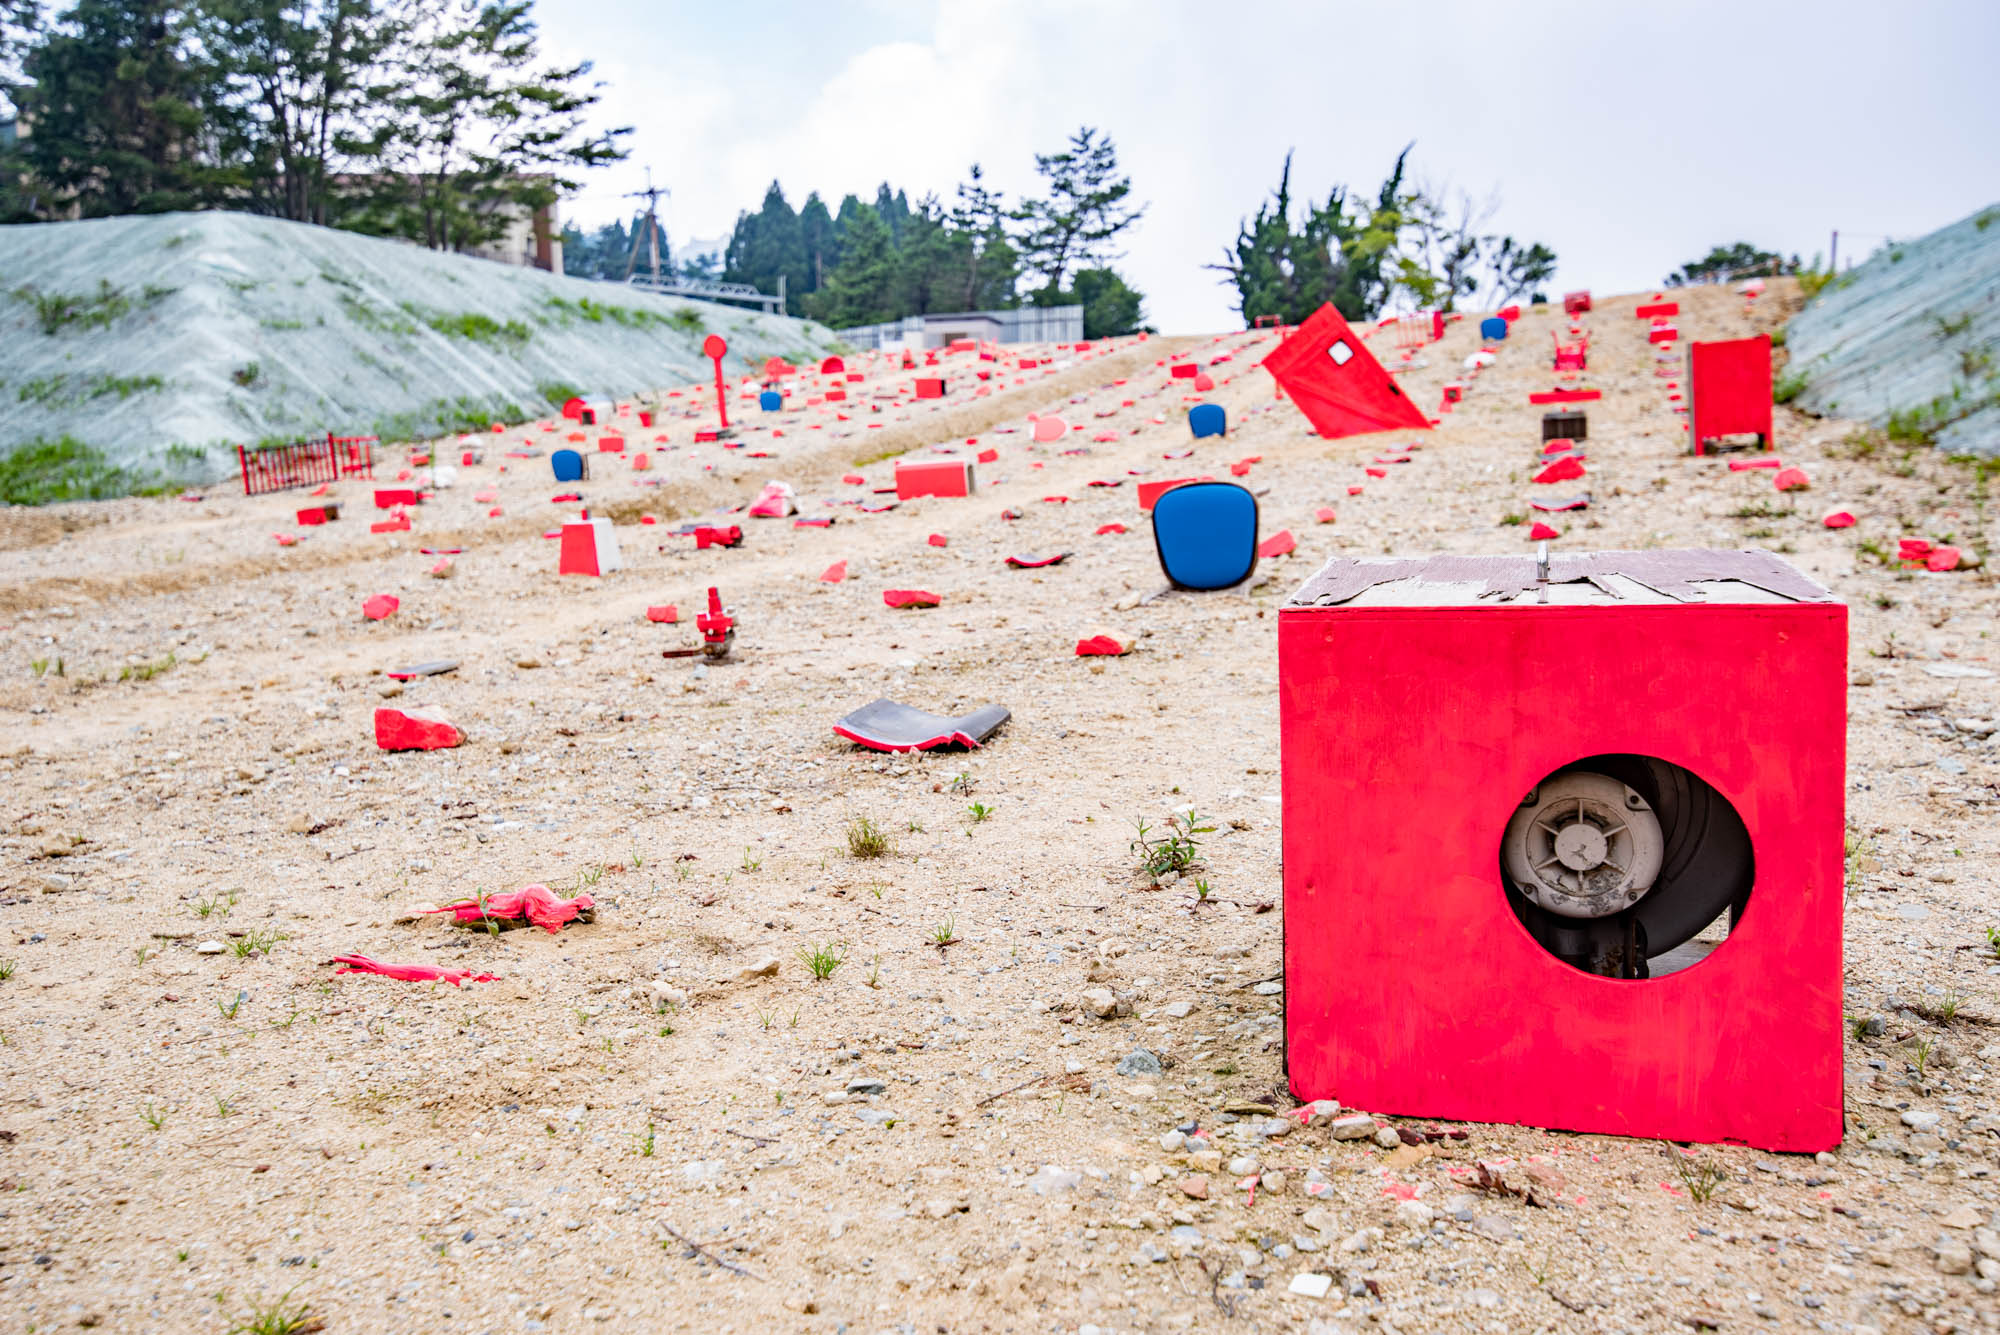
xmin=422 ymin=883 xmax=595 ymax=934
xmin=332 ymin=954 xmax=497 ymax=986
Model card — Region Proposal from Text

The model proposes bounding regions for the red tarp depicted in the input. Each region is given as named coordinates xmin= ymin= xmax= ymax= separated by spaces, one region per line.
xmin=1260 ymin=304 xmax=1431 ymax=440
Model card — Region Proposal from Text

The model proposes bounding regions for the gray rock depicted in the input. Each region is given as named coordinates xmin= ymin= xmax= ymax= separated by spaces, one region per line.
xmin=1469 ymin=1214 xmax=1516 ymax=1242
xmin=1159 ymin=1130 xmax=1186 ymax=1152
xmin=1901 ymin=1109 xmax=1942 ymax=1131
xmin=1373 ymin=1126 xmax=1401 ymax=1148
xmin=1028 ymin=1165 xmax=1083 ymax=1195
xmin=1935 ymin=1238 xmax=1974 ymax=1275
xmin=1115 ymin=1048 xmax=1163 ymax=1078
xmin=1082 ymin=986 xmax=1118 ymax=1019
xmin=845 ymin=1076 xmax=888 ymax=1096
xmin=1161 ymin=1000 xmax=1194 ymax=1019
xmin=853 ymin=1108 xmax=898 ymax=1127
xmin=1168 ymin=1224 xmax=1203 ymax=1248
xmin=1227 ymin=1155 xmax=1260 ymax=1177
xmin=195 ymin=940 xmax=225 ymax=955
xmin=1253 ymin=980 xmax=1283 ymax=996
xmin=1135 ymin=1241 xmax=1168 ymax=1263
xmin=1327 ymin=1114 xmax=1376 ymax=1141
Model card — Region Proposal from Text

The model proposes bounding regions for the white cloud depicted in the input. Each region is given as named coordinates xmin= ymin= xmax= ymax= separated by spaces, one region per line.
xmin=544 ymin=0 xmax=2000 ymax=332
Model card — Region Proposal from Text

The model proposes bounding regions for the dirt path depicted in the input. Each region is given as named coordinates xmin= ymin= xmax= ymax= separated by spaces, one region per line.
xmin=2 ymin=284 xmax=1997 ymax=1335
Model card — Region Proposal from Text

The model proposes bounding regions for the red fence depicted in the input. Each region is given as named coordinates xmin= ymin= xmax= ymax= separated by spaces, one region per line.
xmin=237 ymin=434 xmax=378 ymax=496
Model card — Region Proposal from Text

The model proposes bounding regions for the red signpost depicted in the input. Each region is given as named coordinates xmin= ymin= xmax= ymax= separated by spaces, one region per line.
xmin=703 ymin=334 xmax=730 ymax=430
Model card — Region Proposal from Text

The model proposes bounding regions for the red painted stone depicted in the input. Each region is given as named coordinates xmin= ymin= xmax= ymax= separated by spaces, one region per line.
xmin=362 ymin=594 xmax=399 ymax=620
xmin=646 ymin=605 xmax=679 ymax=623
xmin=883 ymin=589 xmax=940 ymax=609
xmin=374 ymin=707 xmax=464 ymax=751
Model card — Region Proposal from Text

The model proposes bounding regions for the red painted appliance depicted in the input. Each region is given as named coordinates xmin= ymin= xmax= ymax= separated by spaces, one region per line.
xmin=1687 ymin=334 xmax=1774 ymax=455
xmin=1279 ymin=548 xmax=1846 ymax=1151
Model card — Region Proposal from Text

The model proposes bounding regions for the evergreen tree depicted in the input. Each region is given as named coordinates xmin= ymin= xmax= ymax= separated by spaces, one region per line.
xmin=8 ymin=0 xmax=215 ymax=216
xmin=798 ymin=189 xmax=835 ymax=293
xmin=1667 ymin=242 xmax=1797 ymax=287
xmin=949 ymin=162 xmax=1018 ymax=310
xmin=334 ymin=0 xmax=628 ymax=253
xmin=1015 ymin=126 xmax=1144 ymax=298
xmin=1068 ymin=267 xmax=1146 ymax=338
xmin=722 ymin=179 xmax=804 ymax=297
xmin=1486 ymin=236 xmax=1557 ymax=306
xmin=804 ymin=200 xmax=896 ymax=328
xmin=1208 ymin=147 xmax=1408 ymax=324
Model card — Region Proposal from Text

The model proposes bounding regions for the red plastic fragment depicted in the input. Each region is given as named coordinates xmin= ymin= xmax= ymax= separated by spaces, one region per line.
xmin=1533 ymin=456 xmax=1586 ymax=484
xmin=1257 ymin=530 xmax=1297 ymax=559
xmin=1773 ymin=466 xmax=1810 ymax=492
xmin=1927 ymin=546 xmax=1962 ymax=572
xmin=646 ymin=605 xmax=679 ymax=623
xmin=362 ymin=594 xmax=399 ymax=620
xmin=1095 ymin=523 xmax=1127 ymax=536
xmin=332 ymin=954 xmax=496 ymax=986
xmin=928 ymin=533 xmax=948 ymax=548
xmin=1076 ymin=635 xmax=1130 ymax=657
xmin=1821 ymin=510 xmax=1856 ymax=529
xmin=883 ymin=589 xmax=941 ymax=609
xmin=1314 ymin=507 xmax=1337 ymax=524
xmin=1529 ymin=521 xmax=1561 ymax=540
xmin=820 ymin=560 xmax=847 ymax=583
xmin=374 ymin=706 xmax=464 ymax=751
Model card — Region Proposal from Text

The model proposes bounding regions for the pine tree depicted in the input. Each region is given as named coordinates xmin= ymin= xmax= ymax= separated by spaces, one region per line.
xmin=10 ymin=0 xmax=216 ymax=217
xmin=1015 ymin=126 xmax=1144 ymax=299
xmin=798 ymin=190 xmax=836 ymax=293
xmin=1069 ymin=267 xmax=1146 ymax=338
xmin=723 ymin=180 xmax=804 ymax=297
xmin=804 ymin=201 xmax=896 ymax=328
xmin=1208 ymin=148 xmax=1409 ymax=325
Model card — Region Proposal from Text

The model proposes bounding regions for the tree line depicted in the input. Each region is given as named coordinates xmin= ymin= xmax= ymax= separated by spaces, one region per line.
xmin=0 ymin=0 xmax=626 ymax=254
xmin=1212 ymin=147 xmax=1560 ymax=324
xmin=701 ymin=126 xmax=1149 ymax=339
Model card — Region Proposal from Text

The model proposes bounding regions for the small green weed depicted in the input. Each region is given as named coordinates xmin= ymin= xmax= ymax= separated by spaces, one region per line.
xmin=233 ymin=929 xmax=285 ymax=958
xmin=1130 ymin=809 xmax=1214 ymax=883
xmin=846 ymin=815 xmax=890 ymax=859
xmin=634 ymin=1123 xmax=655 ymax=1157
xmin=1666 ymin=1146 xmax=1727 ymax=1203
xmin=218 ymin=991 xmax=245 ymax=1020
xmin=140 ymin=1101 xmax=168 ymax=1131
xmin=223 ymin=1287 xmax=320 ymax=1335
xmin=967 ymin=802 xmax=993 ymax=824
xmin=798 ymin=941 xmax=846 ymax=981
xmin=931 ymin=915 xmax=960 ymax=947
xmin=741 ymin=846 xmax=762 ymax=873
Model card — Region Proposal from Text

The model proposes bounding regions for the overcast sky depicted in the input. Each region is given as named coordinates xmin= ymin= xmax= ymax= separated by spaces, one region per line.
xmin=541 ymin=0 xmax=1999 ymax=333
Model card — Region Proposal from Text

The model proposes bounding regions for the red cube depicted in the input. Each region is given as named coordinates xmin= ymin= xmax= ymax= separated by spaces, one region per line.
xmin=1688 ymin=334 xmax=1774 ymax=455
xmin=1279 ymin=548 xmax=1846 ymax=1151
xmin=914 ymin=378 xmax=946 ymax=399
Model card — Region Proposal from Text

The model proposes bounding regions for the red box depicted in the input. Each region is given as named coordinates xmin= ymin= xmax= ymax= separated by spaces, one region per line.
xmin=1563 ymin=290 xmax=1592 ymax=314
xmin=598 ymin=435 xmax=626 ymax=453
xmin=1279 ymin=549 xmax=1846 ymax=1151
xmin=1648 ymin=323 xmax=1679 ymax=344
xmin=825 ymin=389 xmax=847 ymax=402
xmin=1636 ymin=301 xmax=1679 ymax=320
xmin=914 ymin=377 xmax=946 ymax=399
xmin=1687 ymin=334 xmax=1773 ymax=455
xmin=296 ymin=504 xmax=337 ymax=525
xmin=894 ymin=459 xmax=974 ymax=500
xmin=373 ymin=488 xmax=420 ymax=508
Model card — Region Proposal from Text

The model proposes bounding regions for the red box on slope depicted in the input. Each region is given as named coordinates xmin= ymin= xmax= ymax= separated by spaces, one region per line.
xmin=894 ymin=459 xmax=974 ymax=500
xmin=1687 ymin=334 xmax=1774 ymax=455
xmin=1279 ymin=549 xmax=1846 ymax=1151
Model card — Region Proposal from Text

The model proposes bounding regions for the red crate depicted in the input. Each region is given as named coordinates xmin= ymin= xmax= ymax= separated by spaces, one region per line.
xmin=1687 ymin=334 xmax=1773 ymax=454
xmin=1279 ymin=549 xmax=1846 ymax=1151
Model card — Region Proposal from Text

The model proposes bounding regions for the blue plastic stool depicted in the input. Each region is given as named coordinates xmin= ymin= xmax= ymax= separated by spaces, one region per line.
xmin=1480 ymin=316 xmax=1508 ymax=341
xmin=1151 ymin=481 xmax=1259 ymax=590
xmin=551 ymin=449 xmax=584 ymax=483
xmin=1188 ymin=403 xmax=1227 ymax=439
xmin=759 ymin=390 xmax=782 ymax=411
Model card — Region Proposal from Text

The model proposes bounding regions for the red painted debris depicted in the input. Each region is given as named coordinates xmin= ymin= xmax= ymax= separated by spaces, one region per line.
xmin=1076 ymin=634 xmax=1131 ymax=657
xmin=1314 ymin=507 xmax=1337 ymax=523
xmin=1529 ymin=521 xmax=1561 ymax=540
xmin=1926 ymin=546 xmax=1962 ymax=572
xmin=820 ymin=560 xmax=847 ymax=584
xmin=423 ymin=883 xmax=594 ymax=934
xmin=374 ymin=706 xmax=463 ymax=751
xmin=1773 ymin=466 xmax=1811 ymax=492
xmin=1821 ymin=510 xmax=1856 ymax=529
xmin=928 ymin=533 xmax=948 ymax=548
xmin=1095 ymin=523 xmax=1127 ymax=535
xmin=1257 ymin=529 xmax=1297 ymax=559
xmin=332 ymin=954 xmax=496 ymax=986
xmin=646 ymin=605 xmax=679 ymax=623
xmin=1533 ymin=456 xmax=1586 ymax=484
xmin=883 ymin=589 xmax=941 ymax=609
xmin=362 ymin=594 xmax=399 ymax=620
xmin=1347 ymin=485 xmax=1363 ymax=496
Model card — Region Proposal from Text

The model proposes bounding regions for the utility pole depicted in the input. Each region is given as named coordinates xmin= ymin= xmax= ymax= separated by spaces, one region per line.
xmin=622 ymin=168 xmax=669 ymax=285
xmin=1830 ymin=230 xmax=1838 ymax=274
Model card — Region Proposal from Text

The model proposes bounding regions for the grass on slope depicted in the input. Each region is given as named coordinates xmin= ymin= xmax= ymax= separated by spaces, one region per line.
xmin=0 ymin=437 xmax=152 ymax=505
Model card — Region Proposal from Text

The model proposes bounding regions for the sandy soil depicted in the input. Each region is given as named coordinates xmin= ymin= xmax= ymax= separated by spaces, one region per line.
xmin=1 ymin=283 xmax=1997 ymax=1335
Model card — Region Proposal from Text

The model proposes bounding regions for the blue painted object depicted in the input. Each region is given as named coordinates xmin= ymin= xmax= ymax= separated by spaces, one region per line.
xmin=1151 ymin=481 xmax=1259 ymax=590
xmin=759 ymin=390 xmax=783 ymax=411
xmin=1188 ymin=403 xmax=1227 ymax=438
xmin=1480 ymin=316 xmax=1509 ymax=341
xmin=551 ymin=449 xmax=584 ymax=483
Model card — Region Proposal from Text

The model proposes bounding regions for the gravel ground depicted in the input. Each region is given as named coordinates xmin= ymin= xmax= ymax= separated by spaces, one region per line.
xmin=1 ymin=280 xmax=1997 ymax=1335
